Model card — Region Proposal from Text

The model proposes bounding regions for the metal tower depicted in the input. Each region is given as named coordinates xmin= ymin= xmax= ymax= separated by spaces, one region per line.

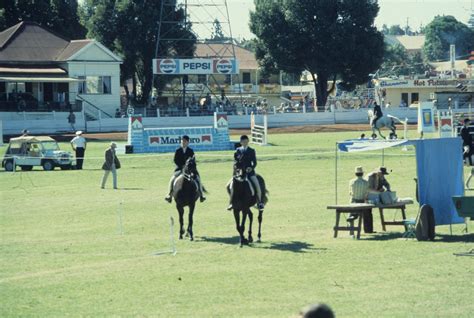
xmin=154 ymin=0 xmax=241 ymax=110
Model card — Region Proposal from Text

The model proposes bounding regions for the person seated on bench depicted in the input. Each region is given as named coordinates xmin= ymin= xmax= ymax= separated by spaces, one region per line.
xmin=347 ymin=166 xmax=370 ymax=222
xmin=368 ymin=166 xmax=391 ymax=192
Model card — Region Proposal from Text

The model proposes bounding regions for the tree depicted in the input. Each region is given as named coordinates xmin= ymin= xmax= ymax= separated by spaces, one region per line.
xmin=423 ymin=15 xmax=474 ymax=61
xmin=388 ymin=24 xmax=405 ymax=36
xmin=209 ymin=19 xmax=227 ymax=42
xmin=0 ymin=0 xmax=85 ymax=39
xmin=379 ymin=44 xmax=427 ymax=77
xmin=250 ymin=0 xmax=384 ymax=110
xmin=81 ymin=0 xmax=196 ymax=104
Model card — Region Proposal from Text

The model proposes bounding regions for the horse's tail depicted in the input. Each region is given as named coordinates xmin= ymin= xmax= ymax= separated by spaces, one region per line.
xmin=387 ymin=114 xmax=407 ymax=125
xmin=256 ymin=174 xmax=269 ymax=204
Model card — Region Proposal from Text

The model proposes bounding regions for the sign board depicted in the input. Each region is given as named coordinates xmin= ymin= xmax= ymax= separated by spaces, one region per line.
xmin=214 ymin=113 xmax=229 ymax=131
xmin=153 ymin=58 xmax=239 ymax=75
xmin=438 ymin=111 xmax=454 ymax=138
xmin=149 ymin=134 xmax=213 ymax=147
xmin=131 ymin=116 xmax=143 ymax=130
xmin=418 ymin=102 xmax=435 ymax=133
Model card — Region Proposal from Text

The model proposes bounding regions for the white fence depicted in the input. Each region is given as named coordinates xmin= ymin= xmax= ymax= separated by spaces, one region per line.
xmin=0 ymin=108 xmax=419 ymax=135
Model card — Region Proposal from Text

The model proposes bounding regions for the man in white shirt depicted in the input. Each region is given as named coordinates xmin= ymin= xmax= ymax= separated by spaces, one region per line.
xmin=70 ymin=131 xmax=87 ymax=170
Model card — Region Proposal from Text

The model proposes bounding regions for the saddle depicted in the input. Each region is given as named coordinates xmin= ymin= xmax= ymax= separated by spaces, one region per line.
xmin=229 ymin=177 xmax=256 ymax=196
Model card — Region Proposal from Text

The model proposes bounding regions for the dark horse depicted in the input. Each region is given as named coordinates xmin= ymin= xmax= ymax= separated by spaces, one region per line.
xmin=171 ymin=157 xmax=204 ymax=241
xmin=227 ymin=162 xmax=268 ymax=247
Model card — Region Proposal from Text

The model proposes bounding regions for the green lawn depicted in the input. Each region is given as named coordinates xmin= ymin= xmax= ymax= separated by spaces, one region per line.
xmin=0 ymin=130 xmax=473 ymax=317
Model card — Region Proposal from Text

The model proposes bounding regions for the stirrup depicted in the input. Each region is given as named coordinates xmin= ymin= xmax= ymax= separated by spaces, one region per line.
xmin=200 ymin=196 xmax=206 ymax=202
xmin=227 ymin=204 xmax=233 ymax=211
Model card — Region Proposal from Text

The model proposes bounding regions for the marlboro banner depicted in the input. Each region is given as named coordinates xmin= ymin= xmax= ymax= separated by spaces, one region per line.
xmin=149 ymin=134 xmax=213 ymax=147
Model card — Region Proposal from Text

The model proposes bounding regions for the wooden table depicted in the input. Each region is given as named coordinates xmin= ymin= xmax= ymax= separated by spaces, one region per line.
xmin=327 ymin=204 xmax=374 ymax=239
xmin=327 ymin=200 xmax=414 ymax=239
xmin=377 ymin=201 xmax=413 ymax=231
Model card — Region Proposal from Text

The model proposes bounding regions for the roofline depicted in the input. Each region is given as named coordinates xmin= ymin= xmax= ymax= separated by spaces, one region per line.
xmin=66 ymin=40 xmax=123 ymax=62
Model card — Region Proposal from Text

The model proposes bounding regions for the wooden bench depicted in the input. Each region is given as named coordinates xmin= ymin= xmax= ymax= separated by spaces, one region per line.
xmin=327 ymin=200 xmax=414 ymax=238
xmin=377 ymin=201 xmax=413 ymax=232
xmin=327 ymin=204 xmax=374 ymax=239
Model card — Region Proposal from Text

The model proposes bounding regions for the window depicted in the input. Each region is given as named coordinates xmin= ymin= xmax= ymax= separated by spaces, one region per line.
xmin=411 ymin=92 xmax=419 ymax=104
xmin=401 ymin=93 xmax=408 ymax=105
xmin=242 ymin=72 xmax=251 ymax=84
xmin=78 ymin=76 xmax=112 ymax=94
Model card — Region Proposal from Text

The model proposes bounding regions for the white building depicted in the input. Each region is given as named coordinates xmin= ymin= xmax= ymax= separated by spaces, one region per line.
xmin=0 ymin=21 xmax=122 ymax=119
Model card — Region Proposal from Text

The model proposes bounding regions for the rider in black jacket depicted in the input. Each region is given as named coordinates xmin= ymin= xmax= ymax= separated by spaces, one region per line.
xmin=227 ymin=135 xmax=264 ymax=211
xmin=372 ymin=102 xmax=383 ymax=128
xmin=165 ymin=135 xmax=206 ymax=203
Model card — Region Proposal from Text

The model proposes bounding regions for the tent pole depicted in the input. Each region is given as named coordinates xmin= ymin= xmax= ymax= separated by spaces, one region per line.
xmin=335 ymin=143 xmax=338 ymax=204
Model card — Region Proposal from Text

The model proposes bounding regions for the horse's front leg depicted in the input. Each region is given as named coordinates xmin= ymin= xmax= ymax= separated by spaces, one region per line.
xmin=187 ymin=203 xmax=195 ymax=241
xmin=257 ymin=209 xmax=263 ymax=242
xmin=233 ymin=210 xmax=244 ymax=246
xmin=177 ymin=205 xmax=185 ymax=240
xmin=240 ymin=211 xmax=249 ymax=247
xmin=248 ymin=209 xmax=253 ymax=243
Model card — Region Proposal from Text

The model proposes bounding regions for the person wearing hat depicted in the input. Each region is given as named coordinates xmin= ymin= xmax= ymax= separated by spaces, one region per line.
xmin=461 ymin=118 xmax=473 ymax=166
xmin=348 ymin=166 xmax=371 ymax=227
xmin=227 ymin=135 xmax=264 ymax=211
xmin=101 ymin=142 xmax=121 ymax=189
xmin=70 ymin=131 xmax=87 ymax=170
xmin=165 ymin=135 xmax=206 ymax=203
xmin=368 ymin=166 xmax=391 ymax=193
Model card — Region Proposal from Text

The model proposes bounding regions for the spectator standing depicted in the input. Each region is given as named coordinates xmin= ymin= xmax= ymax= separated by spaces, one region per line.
xmin=70 ymin=131 xmax=87 ymax=170
xmin=67 ymin=110 xmax=76 ymax=132
xmin=461 ymin=118 xmax=473 ymax=166
xmin=101 ymin=142 xmax=121 ymax=189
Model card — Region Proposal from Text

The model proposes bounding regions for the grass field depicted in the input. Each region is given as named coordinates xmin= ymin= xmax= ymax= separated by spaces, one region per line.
xmin=0 ymin=130 xmax=473 ymax=317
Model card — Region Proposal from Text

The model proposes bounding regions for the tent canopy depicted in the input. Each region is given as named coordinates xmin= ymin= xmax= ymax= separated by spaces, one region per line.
xmin=336 ymin=138 xmax=464 ymax=226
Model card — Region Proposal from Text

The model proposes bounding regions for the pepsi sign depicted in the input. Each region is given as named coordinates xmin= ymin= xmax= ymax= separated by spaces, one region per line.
xmin=214 ymin=59 xmax=233 ymax=74
xmin=153 ymin=58 xmax=238 ymax=75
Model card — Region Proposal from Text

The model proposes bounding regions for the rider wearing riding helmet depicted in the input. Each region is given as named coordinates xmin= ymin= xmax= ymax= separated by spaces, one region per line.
xmin=227 ymin=135 xmax=264 ymax=211
xmin=372 ymin=102 xmax=383 ymax=127
xmin=165 ymin=135 xmax=206 ymax=203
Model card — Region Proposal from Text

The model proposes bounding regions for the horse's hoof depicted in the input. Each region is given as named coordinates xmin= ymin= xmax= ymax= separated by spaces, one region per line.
xmin=257 ymin=239 xmax=261 ymax=243
xmin=242 ymin=238 xmax=249 ymax=245
xmin=190 ymin=236 xmax=194 ymax=241
xmin=248 ymin=236 xmax=253 ymax=243
xmin=179 ymin=236 xmax=183 ymax=240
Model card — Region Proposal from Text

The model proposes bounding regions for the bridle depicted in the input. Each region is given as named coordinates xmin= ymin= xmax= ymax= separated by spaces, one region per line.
xmin=182 ymin=157 xmax=197 ymax=181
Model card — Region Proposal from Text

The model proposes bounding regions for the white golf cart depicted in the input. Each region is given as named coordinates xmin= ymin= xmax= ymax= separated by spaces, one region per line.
xmin=2 ymin=136 xmax=73 ymax=171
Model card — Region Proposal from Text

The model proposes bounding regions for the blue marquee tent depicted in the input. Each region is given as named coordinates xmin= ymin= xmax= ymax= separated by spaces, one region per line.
xmin=336 ymin=138 xmax=464 ymax=226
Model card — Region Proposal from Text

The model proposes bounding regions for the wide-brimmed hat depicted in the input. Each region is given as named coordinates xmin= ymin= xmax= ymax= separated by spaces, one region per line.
xmin=379 ymin=166 xmax=389 ymax=175
xmin=110 ymin=142 xmax=117 ymax=148
xmin=75 ymin=131 xmax=82 ymax=135
xmin=355 ymin=166 xmax=364 ymax=174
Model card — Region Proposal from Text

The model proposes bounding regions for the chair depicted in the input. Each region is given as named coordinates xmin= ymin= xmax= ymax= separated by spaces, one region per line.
xmin=402 ymin=205 xmax=423 ymax=239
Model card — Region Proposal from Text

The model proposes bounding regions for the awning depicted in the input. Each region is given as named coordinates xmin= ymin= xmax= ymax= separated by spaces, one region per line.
xmin=0 ymin=76 xmax=84 ymax=82
xmin=337 ymin=138 xmax=414 ymax=152
xmin=0 ymin=67 xmax=66 ymax=74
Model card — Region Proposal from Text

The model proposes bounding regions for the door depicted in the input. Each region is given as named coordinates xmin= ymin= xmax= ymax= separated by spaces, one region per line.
xmin=43 ymin=83 xmax=53 ymax=102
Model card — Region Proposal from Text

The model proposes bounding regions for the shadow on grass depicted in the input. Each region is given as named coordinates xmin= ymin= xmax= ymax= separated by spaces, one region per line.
xmin=363 ymin=232 xmax=404 ymax=241
xmin=258 ymin=241 xmax=327 ymax=254
xmin=118 ymin=187 xmax=145 ymax=191
xmin=198 ymin=236 xmax=326 ymax=253
xmin=435 ymin=233 xmax=474 ymax=243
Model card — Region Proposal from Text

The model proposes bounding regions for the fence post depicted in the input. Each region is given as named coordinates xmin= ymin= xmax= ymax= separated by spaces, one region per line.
xmin=52 ymin=111 xmax=56 ymax=120
xmin=303 ymin=104 xmax=306 ymax=113
xmin=157 ymin=108 xmax=160 ymax=118
xmin=273 ymin=106 xmax=276 ymax=114
xmin=245 ymin=107 xmax=248 ymax=115
xmin=186 ymin=107 xmax=190 ymax=117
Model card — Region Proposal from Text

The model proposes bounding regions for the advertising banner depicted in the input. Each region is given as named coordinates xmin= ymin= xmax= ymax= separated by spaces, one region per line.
xmin=149 ymin=134 xmax=213 ymax=147
xmin=153 ymin=58 xmax=239 ymax=75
